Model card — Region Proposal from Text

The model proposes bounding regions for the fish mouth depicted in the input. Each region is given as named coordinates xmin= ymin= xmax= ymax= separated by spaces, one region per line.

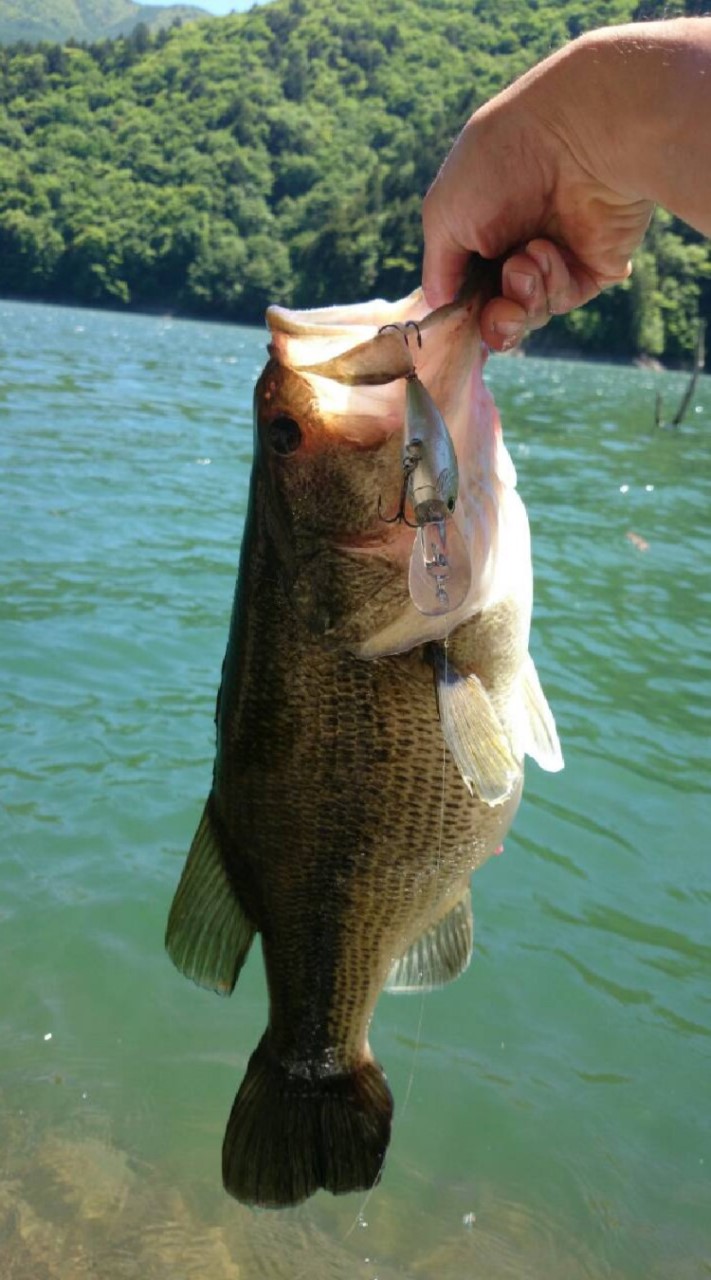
xmin=263 ymin=286 xmax=488 ymax=458
xmin=267 ymin=289 xmax=428 ymax=338
xmin=266 ymin=288 xmax=483 ymax=391
xmin=265 ymin=256 xmax=503 ymax=372
xmin=266 ymin=290 xmax=428 ymax=391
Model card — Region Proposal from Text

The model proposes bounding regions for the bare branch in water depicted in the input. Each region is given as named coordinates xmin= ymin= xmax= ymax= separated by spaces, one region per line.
xmin=656 ymin=319 xmax=706 ymax=430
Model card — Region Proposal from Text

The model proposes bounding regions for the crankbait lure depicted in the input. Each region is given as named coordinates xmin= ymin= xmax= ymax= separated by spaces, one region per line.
xmin=378 ymin=324 xmax=472 ymax=617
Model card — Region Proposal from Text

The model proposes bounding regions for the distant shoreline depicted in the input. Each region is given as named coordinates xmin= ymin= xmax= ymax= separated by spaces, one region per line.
xmin=0 ymin=289 xmax=262 ymax=331
xmin=1 ymin=291 xmax=701 ymax=373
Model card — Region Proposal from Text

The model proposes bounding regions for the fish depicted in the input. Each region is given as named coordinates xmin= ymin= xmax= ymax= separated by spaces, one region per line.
xmin=165 ymin=261 xmax=563 ymax=1209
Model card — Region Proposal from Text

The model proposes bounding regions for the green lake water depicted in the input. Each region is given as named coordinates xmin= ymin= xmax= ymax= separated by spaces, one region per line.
xmin=1 ymin=298 xmax=710 ymax=1279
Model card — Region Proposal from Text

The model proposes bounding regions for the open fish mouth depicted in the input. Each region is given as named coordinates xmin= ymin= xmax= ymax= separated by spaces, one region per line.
xmin=265 ymin=254 xmax=505 ymax=373
xmin=266 ymin=289 xmax=429 ymax=378
xmin=265 ymin=288 xmax=484 ymax=411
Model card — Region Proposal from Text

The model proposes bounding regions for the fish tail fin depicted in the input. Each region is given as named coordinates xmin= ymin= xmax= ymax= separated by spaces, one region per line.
xmin=222 ymin=1032 xmax=393 ymax=1208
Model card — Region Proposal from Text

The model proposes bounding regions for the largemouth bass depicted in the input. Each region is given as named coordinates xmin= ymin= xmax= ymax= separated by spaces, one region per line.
xmin=165 ymin=266 xmax=563 ymax=1209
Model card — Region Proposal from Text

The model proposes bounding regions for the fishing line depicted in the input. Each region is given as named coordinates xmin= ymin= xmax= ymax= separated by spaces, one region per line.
xmin=344 ymin=635 xmax=450 ymax=1245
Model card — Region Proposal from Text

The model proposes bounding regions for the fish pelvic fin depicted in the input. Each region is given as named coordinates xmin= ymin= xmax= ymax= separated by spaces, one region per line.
xmin=222 ymin=1033 xmax=393 ymax=1208
xmin=434 ymin=647 xmax=520 ymax=805
xmin=385 ymin=883 xmax=473 ymax=993
xmin=165 ymin=797 xmax=256 ymax=996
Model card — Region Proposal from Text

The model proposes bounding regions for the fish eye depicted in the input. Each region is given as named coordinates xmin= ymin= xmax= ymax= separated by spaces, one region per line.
xmin=447 ymin=497 xmax=456 ymax=513
xmin=266 ymin=415 xmax=302 ymax=455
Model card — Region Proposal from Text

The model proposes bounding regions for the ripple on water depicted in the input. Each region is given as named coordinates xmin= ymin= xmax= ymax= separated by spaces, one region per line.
xmin=1 ymin=308 xmax=710 ymax=1278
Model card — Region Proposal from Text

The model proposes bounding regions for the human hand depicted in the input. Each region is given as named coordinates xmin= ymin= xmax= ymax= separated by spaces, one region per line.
xmin=422 ymin=29 xmax=656 ymax=350
xmin=472 ymin=238 xmax=621 ymax=352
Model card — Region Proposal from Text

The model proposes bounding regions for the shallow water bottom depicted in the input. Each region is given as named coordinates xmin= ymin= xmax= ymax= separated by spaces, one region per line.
xmin=1 ymin=1095 xmax=708 ymax=1280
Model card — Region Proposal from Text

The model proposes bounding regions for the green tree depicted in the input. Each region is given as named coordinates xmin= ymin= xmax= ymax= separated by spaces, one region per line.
xmin=630 ymin=249 xmax=665 ymax=357
xmin=0 ymin=0 xmax=707 ymax=364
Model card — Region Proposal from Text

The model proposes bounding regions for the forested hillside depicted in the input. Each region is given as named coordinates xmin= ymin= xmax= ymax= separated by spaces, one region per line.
xmin=0 ymin=0 xmax=209 ymax=45
xmin=0 ymin=0 xmax=709 ymax=363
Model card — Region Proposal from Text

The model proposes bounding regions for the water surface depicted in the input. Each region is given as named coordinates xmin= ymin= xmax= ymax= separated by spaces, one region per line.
xmin=1 ymin=300 xmax=709 ymax=1279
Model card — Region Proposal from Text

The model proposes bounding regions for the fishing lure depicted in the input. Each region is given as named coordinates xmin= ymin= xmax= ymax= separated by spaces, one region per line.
xmin=378 ymin=324 xmax=472 ymax=617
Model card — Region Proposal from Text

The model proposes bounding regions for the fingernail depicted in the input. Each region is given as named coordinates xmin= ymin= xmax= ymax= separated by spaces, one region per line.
xmin=492 ymin=319 xmax=524 ymax=339
xmin=508 ymin=270 xmax=535 ymax=299
xmin=527 ymin=245 xmax=551 ymax=275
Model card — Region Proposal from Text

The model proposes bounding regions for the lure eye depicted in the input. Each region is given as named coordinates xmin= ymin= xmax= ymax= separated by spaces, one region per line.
xmin=267 ymin=415 xmax=302 ymax=455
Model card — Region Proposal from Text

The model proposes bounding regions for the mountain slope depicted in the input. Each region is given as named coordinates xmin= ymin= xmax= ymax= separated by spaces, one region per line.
xmin=0 ymin=0 xmax=708 ymax=362
xmin=0 ymin=0 xmax=210 ymax=44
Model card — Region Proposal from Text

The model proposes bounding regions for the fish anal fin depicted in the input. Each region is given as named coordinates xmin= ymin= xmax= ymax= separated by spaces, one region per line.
xmin=521 ymin=653 xmax=564 ymax=772
xmin=434 ymin=647 xmax=520 ymax=805
xmin=222 ymin=1034 xmax=393 ymax=1208
xmin=165 ymin=797 xmax=255 ymax=996
xmin=385 ymin=886 xmax=474 ymax=993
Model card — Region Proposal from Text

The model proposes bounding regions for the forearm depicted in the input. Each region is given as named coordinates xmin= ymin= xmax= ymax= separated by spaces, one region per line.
xmin=559 ymin=19 xmax=711 ymax=235
xmin=422 ymin=17 xmax=711 ymax=320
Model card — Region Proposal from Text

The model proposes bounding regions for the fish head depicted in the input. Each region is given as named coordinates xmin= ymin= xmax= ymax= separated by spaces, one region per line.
xmin=254 ymin=343 xmax=409 ymax=566
xmin=252 ymin=273 xmax=527 ymax=654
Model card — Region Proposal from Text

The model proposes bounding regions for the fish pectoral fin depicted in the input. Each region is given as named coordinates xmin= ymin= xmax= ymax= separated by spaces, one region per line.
xmin=385 ymin=885 xmax=474 ymax=993
xmin=520 ymin=653 xmax=565 ymax=772
xmin=165 ymin=797 xmax=256 ymax=996
xmin=434 ymin=647 xmax=520 ymax=805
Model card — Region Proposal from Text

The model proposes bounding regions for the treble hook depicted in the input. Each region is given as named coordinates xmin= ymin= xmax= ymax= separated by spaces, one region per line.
xmin=378 ymin=440 xmax=422 ymax=526
xmin=377 ymin=478 xmax=409 ymax=525
xmin=377 ymin=320 xmax=423 ymax=350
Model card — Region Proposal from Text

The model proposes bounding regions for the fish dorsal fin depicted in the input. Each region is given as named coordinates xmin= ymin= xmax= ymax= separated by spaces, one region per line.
xmin=385 ymin=886 xmax=474 ymax=993
xmin=165 ymin=798 xmax=256 ymax=996
xmin=520 ymin=653 xmax=565 ymax=773
xmin=434 ymin=647 xmax=520 ymax=805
